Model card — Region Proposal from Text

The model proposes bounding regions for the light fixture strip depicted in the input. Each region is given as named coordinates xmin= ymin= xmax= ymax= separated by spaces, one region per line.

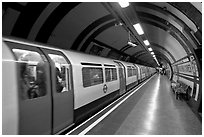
xmin=148 ymin=47 xmax=153 ymax=52
xmin=128 ymin=41 xmax=137 ymax=47
xmin=133 ymin=23 xmax=144 ymax=35
xmin=143 ymin=40 xmax=150 ymax=46
xmin=151 ymin=52 xmax=154 ymax=55
xmin=118 ymin=2 xmax=129 ymax=8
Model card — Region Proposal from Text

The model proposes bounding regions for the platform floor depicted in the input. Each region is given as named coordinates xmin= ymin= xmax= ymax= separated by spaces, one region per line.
xmin=85 ymin=74 xmax=202 ymax=135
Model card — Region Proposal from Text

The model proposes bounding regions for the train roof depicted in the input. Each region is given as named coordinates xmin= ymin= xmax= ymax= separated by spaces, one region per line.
xmin=114 ymin=60 xmax=135 ymax=67
xmin=3 ymin=37 xmax=155 ymax=68
xmin=62 ymin=50 xmax=117 ymax=66
xmin=3 ymin=37 xmax=117 ymax=66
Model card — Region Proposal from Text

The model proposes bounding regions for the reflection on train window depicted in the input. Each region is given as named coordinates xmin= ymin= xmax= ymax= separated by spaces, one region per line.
xmin=105 ymin=68 xmax=117 ymax=82
xmin=12 ymin=49 xmax=48 ymax=100
xmin=82 ymin=67 xmax=103 ymax=87
xmin=48 ymin=54 xmax=70 ymax=93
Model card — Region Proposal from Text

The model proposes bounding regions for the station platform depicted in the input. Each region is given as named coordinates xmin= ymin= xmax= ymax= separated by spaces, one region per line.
xmin=68 ymin=74 xmax=202 ymax=135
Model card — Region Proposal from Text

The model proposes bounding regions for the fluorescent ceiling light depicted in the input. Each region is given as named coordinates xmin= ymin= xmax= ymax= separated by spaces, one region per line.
xmin=151 ymin=52 xmax=154 ymax=55
xmin=118 ymin=2 xmax=129 ymax=8
xmin=133 ymin=23 xmax=144 ymax=35
xmin=128 ymin=41 xmax=137 ymax=47
xmin=148 ymin=47 xmax=153 ymax=52
xmin=153 ymin=55 xmax=156 ymax=57
xmin=143 ymin=40 xmax=150 ymax=46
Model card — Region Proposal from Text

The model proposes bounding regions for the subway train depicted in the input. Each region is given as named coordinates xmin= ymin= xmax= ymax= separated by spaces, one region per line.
xmin=2 ymin=37 xmax=156 ymax=135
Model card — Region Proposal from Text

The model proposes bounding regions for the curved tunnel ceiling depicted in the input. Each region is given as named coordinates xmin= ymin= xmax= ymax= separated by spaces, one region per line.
xmin=2 ymin=2 xmax=202 ymax=68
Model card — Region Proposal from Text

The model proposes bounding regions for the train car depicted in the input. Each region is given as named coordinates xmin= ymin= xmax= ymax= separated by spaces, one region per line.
xmin=2 ymin=37 xmax=155 ymax=135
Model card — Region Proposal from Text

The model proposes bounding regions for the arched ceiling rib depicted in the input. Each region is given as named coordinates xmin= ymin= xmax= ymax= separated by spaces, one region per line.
xmin=133 ymin=3 xmax=200 ymax=49
xmin=154 ymin=51 xmax=171 ymax=63
xmin=137 ymin=12 xmax=193 ymax=54
xmin=3 ymin=2 xmax=25 ymax=12
xmin=139 ymin=22 xmax=187 ymax=61
xmin=150 ymin=43 xmax=176 ymax=63
xmin=80 ymin=21 xmax=117 ymax=52
xmin=28 ymin=3 xmax=61 ymax=40
xmin=71 ymin=14 xmax=114 ymax=50
xmin=2 ymin=2 xmax=201 ymax=68
xmin=169 ymin=2 xmax=202 ymax=31
xmin=11 ymin=3 xmax=49 ymax=38
xmin=36 ymin=3 xmax=80 ymax=43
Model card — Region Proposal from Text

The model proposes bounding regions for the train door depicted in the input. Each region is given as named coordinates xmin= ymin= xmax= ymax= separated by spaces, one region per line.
xmin=115 ymin=62 xmax=126 ymax=95
xmin=7 ymin=42 xmax=52 ymax=134
xmin=41 ymin=49 xmax=74 ymax=134
xmin=133 ymin=65 xmax=139 ymax=85
xmin=137 ymin=65 xmax=142 ymax=83
xmin=141 ymin=66 xmax=145 ymax=81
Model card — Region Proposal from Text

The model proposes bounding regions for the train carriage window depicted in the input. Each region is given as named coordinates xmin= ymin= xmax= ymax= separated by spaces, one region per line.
xmin=82 ymin=67 xmax=103 ymax=87
xmin=105 ymin=68 xmax=117 ymax=82
xmin=48 ymin=54 xmax=70 ymax=93
xmin=105 ymin=68 xmax=111 ymax=82
xmin=12 ymin=49 xmax=48 ymax=100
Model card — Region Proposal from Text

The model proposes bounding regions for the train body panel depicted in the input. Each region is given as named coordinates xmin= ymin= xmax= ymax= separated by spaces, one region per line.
xmin=2 ymin=42 xmax=19 ymax=134
xmin=3 ymin=41 xmax=55 ymax=134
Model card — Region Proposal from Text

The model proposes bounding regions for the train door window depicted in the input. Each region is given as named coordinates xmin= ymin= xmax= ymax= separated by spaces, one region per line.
xmin=132 ymin=67 xmax=136 ymax=75
xmin=12 ymin=49 xmax=48 ymax=100
xmin=82 ymin=67 xmax=103 ymax=87
xmin=48 ymin=54 xmax=70 ymax=93
xmin=127 ymin=66 xmax=133 ymax=77
xmin=132 ymin=67 xmax=137 ymax=76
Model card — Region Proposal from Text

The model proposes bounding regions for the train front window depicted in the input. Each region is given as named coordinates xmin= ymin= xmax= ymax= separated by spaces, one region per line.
xmin=12 ymin=49 xmax=48 ymax=100
xmin=48 ymin=54 xmax=70 ymax=93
